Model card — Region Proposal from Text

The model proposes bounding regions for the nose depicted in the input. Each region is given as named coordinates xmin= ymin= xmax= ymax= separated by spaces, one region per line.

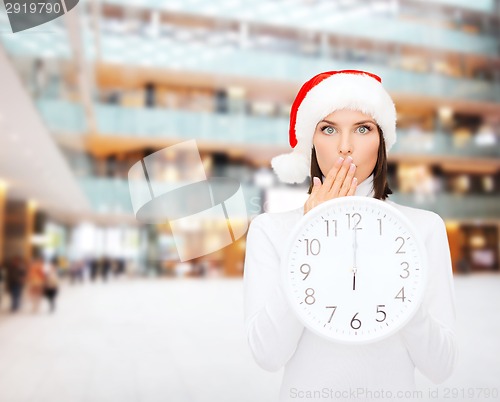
xmin=337 ymin=133 xmax=353 ymax=156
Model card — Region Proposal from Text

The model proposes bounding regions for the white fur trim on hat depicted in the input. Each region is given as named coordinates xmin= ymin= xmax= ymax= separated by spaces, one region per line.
xmin=272 ymin=72 xmax=397 ymax=184
xmin=270 ymin=148 xmax=310 ymax=184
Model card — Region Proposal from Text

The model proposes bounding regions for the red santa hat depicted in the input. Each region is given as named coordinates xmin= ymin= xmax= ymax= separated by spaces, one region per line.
xmin=271 ymin=70 xmax=397 ymax=184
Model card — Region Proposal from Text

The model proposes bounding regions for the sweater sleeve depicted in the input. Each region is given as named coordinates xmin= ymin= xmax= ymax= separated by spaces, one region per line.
xmin=399 ymin=214 xmax=458 ymax=383
xmin=243 ymin=214 xmax=305 ymax=372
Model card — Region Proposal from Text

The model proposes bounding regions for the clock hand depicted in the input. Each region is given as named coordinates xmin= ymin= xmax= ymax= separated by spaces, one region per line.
xmin=352 ymin=228 xmax=357 ymax=291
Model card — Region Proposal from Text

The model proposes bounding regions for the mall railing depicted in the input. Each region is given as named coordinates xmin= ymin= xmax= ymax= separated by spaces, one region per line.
xmin=79 ymin=176 xmax=500 ymax=220
xmin=390 ymin=193 xmax=500 ymax=220
xmin=78 ymin=176 xmax=263 ymax=217
xmin=0 ymin=33 xmax=500 ymax=96
xmin=38 ymin=99 xmax=500 ymax=159
xmin=97 ymin=0 xmax=498 ymax=56
xmin=101 ymin=0 xmax=498 ymax=14
xmin=423 ymin=0 xmax=497 ymax=13
xmin=27 ymin=38 xmax=498 ymax=101
xmin=37 ymin=99 xmax=87 ymax=133
xmin=3 ymin=32 xmax=499 ymax=103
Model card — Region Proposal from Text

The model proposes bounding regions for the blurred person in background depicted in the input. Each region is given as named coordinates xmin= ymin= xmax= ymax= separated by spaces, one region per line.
xmin=50 ymin=254 xmax=67 ymax=278
xmin=5 ymin=255 xmax=27 ymax=313
xmin=32 ymin=58 xmax=48 ymax=98
xmin=457 ymin=255 xmax=471 ymax=275
xmin=115 ymin=258 xmax=126 ymax=277
xmin=90 ymin=258 xmax=99 ymax=282
xmin=101 ymin=256 xmax=111 ymax=282
xmin=69 ymin=259 xmax=85 ymax=284
xmin=0 ymin=260 xmax=4 ymax=309
xmin=43 ymin=259 xmax=59 ymax=313
xmin=57 ymin=255 xmax=69 ymax=278
xmin=27 ymin=254 xmax=45 ymax=313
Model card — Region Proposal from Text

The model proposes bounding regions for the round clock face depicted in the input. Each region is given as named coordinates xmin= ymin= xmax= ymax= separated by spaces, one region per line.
xmin=282 ymin=196 xmax=428 ymax=344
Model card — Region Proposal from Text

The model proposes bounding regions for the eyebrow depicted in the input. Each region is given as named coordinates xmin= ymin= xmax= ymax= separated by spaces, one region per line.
xmin=317 ymin=119 xmax=377 ymax=126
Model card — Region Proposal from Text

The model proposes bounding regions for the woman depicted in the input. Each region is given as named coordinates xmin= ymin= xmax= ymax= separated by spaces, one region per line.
xmin=27 ymin=255 xmax=45 ymax=313
xmin=5 ymin=255 xmax=27 ymax=313
xmin=243 ymin=70 xmax=457 ymax=401
xmin=43 ymin=259 xmax=60 ymax=313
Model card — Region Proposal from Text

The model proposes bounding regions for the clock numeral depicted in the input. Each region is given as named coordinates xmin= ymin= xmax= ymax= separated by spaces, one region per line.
xmin=377 ymin=218 xmax=382 ymax=236
xmin=395 ymin=287 xmax=406 ymax=302
xmin=346 ymin=213 xmax=363 ymax=230
xmin=400 ymin=262 xmax=410 ymax=279
xmin=324 ymin=219 xmax=337 ymax=237
xmin=376 ymin=305 xmax=386 ymax=322
xmin=395 ymin=237 xmax=406 ymax=254
xmin=304 ymin=238 xmax=321 ymax=256
xmin=304 ymin=288 xmax=316 ymax=305
xmin=325 ymin=306 xmax=337 ymax=323
xmin=350 ymin=312 xmax=362 ymax=330
xmin=300 ymin=263 xmax=311 ymax=280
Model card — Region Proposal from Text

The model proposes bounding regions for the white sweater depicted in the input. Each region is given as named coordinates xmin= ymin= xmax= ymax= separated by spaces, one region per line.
xmin=243 ymin=176 xmax=458 ymax=401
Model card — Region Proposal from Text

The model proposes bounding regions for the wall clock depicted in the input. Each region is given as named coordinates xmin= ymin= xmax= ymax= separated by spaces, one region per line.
xmin=282 ymin=196 xmax=428 ymax=344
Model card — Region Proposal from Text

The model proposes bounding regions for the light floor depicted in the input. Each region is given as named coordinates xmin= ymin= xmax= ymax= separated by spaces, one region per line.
xmin=0 ymin=274 xmax=499 ymax=402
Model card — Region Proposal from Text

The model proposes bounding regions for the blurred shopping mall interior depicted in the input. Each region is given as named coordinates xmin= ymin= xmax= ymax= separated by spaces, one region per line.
xmin=0 ymin=1 xmax=500 ymax=401
xmin=1 ymin=0 xmax=499 ymax=279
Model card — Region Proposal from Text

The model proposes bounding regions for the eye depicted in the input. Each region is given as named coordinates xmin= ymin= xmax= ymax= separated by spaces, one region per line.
xmin=321 ymin=126 xmax=336 ymax=135
xmin=356 ymin=125 xmax=372 ymax=134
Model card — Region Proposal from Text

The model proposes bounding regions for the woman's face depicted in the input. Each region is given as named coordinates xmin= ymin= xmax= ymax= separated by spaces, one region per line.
xmin=312 ymin=109 xmax=380 ymax=184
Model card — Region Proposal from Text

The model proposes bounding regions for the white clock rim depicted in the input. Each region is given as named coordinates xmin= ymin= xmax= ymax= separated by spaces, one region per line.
xmin=281 ymin=196 xmax=429 ymax=345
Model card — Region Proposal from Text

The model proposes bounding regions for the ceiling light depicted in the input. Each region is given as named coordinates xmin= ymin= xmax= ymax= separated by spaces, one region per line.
xmin=28 ymin=199 xmax=38 ymax=210
xmin=0 ymin=179 xmax=8 ymax=191
xmin=438 ymin=106 xmax=453 ymax=121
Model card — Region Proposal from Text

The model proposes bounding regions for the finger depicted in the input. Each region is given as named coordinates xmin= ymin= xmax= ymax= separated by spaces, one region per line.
xmin=304 ymin=177 xmax=323 ymax=214
xmin=307 ymin=176 xmax=322 ymax=204
xmin=346 ymin=177 xmax=358 ymax=196
xmin=339 ymin=163 xmax=356 ymax=196
xmin=322 ymin=157 xmax=344 ymax=192
xmin=311 ymin=176 xmax=322 ymax=194
xmin=329 ymin=156 xmax=353 ymax=196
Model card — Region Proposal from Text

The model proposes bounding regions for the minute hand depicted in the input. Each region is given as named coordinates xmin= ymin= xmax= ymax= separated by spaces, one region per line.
xmin=352 ymin=228 xmax=357 ymax=291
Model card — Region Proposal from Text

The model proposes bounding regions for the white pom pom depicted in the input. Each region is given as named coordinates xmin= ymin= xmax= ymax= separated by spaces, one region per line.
xmin=271 ymin=151 xmax=310 ymax=184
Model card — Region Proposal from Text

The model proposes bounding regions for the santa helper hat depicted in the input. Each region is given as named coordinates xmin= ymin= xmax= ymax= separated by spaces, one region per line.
xmin=271 ymin=70 xmax=397 ymax=184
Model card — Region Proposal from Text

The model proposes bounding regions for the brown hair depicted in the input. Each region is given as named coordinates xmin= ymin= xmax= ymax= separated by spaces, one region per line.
xmin=307 ymin=125 xmax=392 ymax=200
